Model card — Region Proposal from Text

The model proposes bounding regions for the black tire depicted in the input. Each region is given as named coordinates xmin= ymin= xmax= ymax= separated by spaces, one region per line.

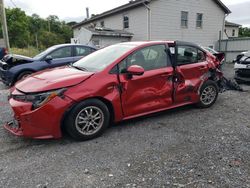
xmin=65 ymin=99 xmax=110 ymax=141
xmin=17 ymin=71 xmax=33 ymax=81
xmin=196 ymin=80 xmax=219 ymax=108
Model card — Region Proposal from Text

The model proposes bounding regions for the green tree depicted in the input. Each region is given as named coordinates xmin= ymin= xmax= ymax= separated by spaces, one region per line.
xmin=28 ymin=14 xmax=43 ymax=48
xmin=38 ymin=31 xmax=64 ymax=49
xmin=1 ymin=8 xmax=73 ymax=49
xmin=239 ymin=27 xmax=250 ymax=37
xmin=6 ymin=8 xmax=30 ymax=48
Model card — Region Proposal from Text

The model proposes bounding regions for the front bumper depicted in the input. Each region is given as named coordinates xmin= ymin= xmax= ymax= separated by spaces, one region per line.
xmin=0 ymin=67 xmax=13 ymax=86
xmin=234 ymin=74 xmax=250 ymax=82
xmin=234 ymin=63 xmax=250 ymax=79
xmin=235 ymin=69 xmax=250 ymax=77
xmin=4 ymin=95 xmax=74 ymax=139
xmin=234 ymin=63 xmax=250 ymax=70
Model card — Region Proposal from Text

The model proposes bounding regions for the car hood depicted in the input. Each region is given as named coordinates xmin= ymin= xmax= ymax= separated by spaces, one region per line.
xmin=2 ymin=54 xmax=34 ymax=64
xmin=15 ymin=66 xmax=94 ymax=93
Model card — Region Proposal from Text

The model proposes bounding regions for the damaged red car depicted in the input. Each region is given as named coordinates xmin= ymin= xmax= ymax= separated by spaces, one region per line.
xmin=5 ymin=41 xmax=223 ymax=140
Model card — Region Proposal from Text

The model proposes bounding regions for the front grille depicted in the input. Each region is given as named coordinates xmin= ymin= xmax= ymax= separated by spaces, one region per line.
xmin=236 ymin=69 xmax=250 ymax=77
xmin=239 ymin=61 xmax=250 ymax=65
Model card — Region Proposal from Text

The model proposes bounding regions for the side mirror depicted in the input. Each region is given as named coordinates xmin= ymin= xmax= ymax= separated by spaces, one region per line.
xmin=127 ymin=65 xmax=144 ymax=77
xmin=45 ymin=55 xmax=53 ymax=62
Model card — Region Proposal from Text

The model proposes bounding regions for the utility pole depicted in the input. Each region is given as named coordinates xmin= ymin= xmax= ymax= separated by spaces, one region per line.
xmin=0 ymin=0 xmax=10 ymax=51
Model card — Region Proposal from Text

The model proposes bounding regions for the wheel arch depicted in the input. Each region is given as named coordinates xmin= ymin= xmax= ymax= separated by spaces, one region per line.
xmin=14 ymin=69 xmax=36 ymax=83
xmin=60 ymin=96 xmax=115 ymax=134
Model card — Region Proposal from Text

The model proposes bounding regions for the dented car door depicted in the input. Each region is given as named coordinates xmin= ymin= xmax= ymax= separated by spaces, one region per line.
xmin=174 ymin=45 xmax=209 ymax=104
xmin=119 ymin=44 xmax=174 ymax=117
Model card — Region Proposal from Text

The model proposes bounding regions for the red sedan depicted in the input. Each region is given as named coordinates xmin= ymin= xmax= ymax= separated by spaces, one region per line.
xmin=5 ymin=41 xmax=223 ymax=140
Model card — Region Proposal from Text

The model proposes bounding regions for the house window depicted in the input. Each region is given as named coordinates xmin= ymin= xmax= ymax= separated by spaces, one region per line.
xmin=123 ymin=15 xmax=129 ymax=29
xmin=181 ymin=11 xmax=188 ymax=28
xmin=196 ymin=13 xmax=203 ymax=28
xmin=100 ymin=21 xmax=105 ymax=27
xmin=232 ymin=29 xmax=235 ymax=36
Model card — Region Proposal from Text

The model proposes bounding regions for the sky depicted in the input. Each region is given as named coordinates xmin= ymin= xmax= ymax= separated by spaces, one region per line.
xmin=4 ymin=0 xmax=250 ymax=27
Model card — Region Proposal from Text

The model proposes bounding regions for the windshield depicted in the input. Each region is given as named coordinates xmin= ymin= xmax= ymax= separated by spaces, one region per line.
xmin=73 ymin=44 xmax=135 ymax=72
xmin=33 ymin=46 xmax=57 ymax=60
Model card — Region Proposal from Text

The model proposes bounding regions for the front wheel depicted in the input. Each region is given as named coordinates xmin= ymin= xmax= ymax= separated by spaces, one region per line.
xmin=65 ymin=99 xmax=110 ymax=141
xmin=196 ymin=80 xmax=219 ymax=108
xmin=17 ymin=71 xmax=33 ymax=81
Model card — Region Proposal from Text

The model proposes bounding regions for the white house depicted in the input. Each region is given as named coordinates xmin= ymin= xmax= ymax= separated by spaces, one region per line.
xmin=224 ymin=21 xmax=241 ymax=38
xmin=73 ymin=0 xmax=231 ymax=49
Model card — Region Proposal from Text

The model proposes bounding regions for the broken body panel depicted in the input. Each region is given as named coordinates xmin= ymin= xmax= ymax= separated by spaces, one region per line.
xmin=5 ymin=41 xmax=223 ymax=139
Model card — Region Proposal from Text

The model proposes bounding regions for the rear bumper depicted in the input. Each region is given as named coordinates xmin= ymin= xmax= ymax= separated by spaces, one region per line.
xmin=4 ymin=96 xmax=74 ymax=139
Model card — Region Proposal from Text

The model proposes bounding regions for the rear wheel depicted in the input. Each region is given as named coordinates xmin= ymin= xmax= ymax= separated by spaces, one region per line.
xmin=65 ymin=99 xmax=110 ymax=141
xmin=196 ymin=80 xmax=218 ymax=108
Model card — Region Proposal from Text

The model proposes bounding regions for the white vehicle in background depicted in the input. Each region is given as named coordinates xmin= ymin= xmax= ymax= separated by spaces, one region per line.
xmin=234 ymin=51 xmax=250 ymax=83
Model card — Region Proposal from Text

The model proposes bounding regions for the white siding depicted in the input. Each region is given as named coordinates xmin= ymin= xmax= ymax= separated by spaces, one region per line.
xmin=218 ymin=38 xmax=250 ymax=62
xmin=74 ymin=0 xmax=226 ymax=47
xmin=92 ymin=36 xmax=131 ymax=47
xmin=150 ymin=0 xmax=225 ymax=47
xmin=81 ymin=6 xmax=148 ymax=41
xmin=73 ymin=27 xmax=93 ymax=45
xmin=225 ymin=26 xmax=239 ymax=38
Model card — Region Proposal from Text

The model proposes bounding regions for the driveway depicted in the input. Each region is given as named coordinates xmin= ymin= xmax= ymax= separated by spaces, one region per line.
xmin=0 ymin=64 xmax=249 ymax=188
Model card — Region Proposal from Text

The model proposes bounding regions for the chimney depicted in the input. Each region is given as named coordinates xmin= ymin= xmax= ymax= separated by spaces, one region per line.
xmin=86 ymin=7 xmax=90 ymax=19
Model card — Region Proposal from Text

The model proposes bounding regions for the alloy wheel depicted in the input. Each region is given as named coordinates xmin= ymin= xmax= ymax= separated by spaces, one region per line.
xmin=200 ymin=85 xmax=217 ymax=105
xmin=75 ymin=106 xmax=104 ymax=136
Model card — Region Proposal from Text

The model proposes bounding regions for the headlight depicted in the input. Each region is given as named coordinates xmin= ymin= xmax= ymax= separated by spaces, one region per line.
xmin=12 ymin=88 xmax=67 ymax=109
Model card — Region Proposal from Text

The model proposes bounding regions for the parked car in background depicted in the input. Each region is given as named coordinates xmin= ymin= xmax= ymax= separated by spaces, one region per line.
xmin=0 ymin=44 xmax=97 ymax=86
xmin=5 ymin=41 xmax=224 ymax=141
xmin=234 ymin=51 xmax=250 ymax=83
xmin=0 ymin=47 xmax=8 ymax=59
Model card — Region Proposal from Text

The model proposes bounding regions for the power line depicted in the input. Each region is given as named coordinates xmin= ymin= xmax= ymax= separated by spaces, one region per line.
xmin=9 ymin=0 xmax=17 ymax=7
xmin=0 ymin=0 xmax=10 ymax=50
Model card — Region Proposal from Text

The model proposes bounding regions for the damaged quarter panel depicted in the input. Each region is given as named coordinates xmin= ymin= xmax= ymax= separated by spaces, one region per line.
xmin=5 ymin=41 xmax=223 ymax=140
xmin=64 ymin=73 xmax=124 ymax=122
xmin=174 ymin=44 xmax=212 ymax=104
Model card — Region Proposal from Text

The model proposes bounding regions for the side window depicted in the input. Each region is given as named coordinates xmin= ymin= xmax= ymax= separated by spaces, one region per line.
xmin=118 ymin=45 xmax=169 ymax=72
xmin=49 ymin=47 xmax=72 ymax=59
xmin=75 ymin=46 xmax=91 ymax=56
xmin=197 ymin=49 xmax=206 ymax=62
xmin=177 ymin=46 xmax=205 ymax=65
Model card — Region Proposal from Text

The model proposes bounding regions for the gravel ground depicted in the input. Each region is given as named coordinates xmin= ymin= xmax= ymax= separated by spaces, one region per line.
xmin=0 ymin=64 xmax=249 ymax=188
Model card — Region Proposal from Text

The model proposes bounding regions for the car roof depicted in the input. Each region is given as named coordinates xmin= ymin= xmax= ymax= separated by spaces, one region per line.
xmin=118 ymin=41 xmax=203 ymax=50
xmin=51 ymin=43 xmax=97 ymax=49
xmin=119 ymin=41 xmax=175 ymax=47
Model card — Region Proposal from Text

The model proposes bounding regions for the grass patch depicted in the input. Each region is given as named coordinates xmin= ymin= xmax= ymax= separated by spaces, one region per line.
xmin=10 ymin=47 xmax=41 ymax=57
